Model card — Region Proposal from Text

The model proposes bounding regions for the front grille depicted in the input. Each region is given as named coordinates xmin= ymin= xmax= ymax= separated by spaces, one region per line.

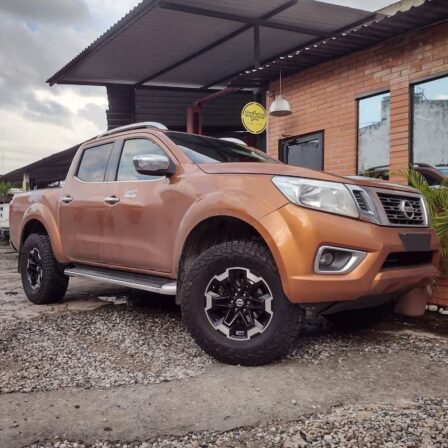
xmin=377 ymin=192 xmax=426 ymax=226
xmin=382 ymin=251 xmax=433 ymax=269
xmin=352 ymin=189 xmax=370 ymax=212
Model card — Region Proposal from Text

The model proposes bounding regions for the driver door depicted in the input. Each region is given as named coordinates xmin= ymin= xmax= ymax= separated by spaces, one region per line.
xmin=98 ymin=137 xmax=176 ymax=273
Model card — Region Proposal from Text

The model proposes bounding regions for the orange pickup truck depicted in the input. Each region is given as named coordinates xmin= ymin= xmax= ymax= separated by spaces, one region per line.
xmin=9 ymin=122 xmax=440 ymax=365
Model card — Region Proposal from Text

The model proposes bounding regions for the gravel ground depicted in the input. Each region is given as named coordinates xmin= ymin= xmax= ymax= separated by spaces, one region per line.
xmin=24 ymin=397 xmax=448 ymax=447
xmin=0 ymin=304 xmax=212 ymax=393
xmin=1 ymin=246 xmax=448 ymax=447
xmin=2 ymin=299 xmax=448 ymax=393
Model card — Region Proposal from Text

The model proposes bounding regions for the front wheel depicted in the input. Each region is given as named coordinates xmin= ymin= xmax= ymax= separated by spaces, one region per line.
xmin=181 ymin=240 xmax=305 ymax=365
xmin=20 ymin=233 xmax=69 ymax=304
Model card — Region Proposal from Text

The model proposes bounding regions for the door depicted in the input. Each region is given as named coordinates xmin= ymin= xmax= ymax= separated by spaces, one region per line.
xmin=98 ymin=137 xmax=175 ymax=273
xmin=59 ymin=142 xmax=116 ymax=263
xmin=279 ymin=131 xmax=324 ymax=170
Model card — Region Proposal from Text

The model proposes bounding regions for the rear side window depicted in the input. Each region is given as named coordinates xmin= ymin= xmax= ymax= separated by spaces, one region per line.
xmin=77 ymin=143 xmax=114 ymax=182
xmin=117 ymin=138 xmax=167 ymax=181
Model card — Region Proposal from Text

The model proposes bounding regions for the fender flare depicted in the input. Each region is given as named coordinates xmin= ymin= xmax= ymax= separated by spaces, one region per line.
xmin=172 ymin=190 xmax=286 ymax=277
xmin=19 ymin=203 xmax=68 ymax=264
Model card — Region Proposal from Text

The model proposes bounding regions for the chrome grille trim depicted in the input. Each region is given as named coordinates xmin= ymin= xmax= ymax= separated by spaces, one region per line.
xmin=347 ymin=185 xmax=429 ymax=227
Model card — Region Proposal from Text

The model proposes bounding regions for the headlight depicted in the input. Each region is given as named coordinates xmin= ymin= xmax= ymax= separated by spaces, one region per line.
xmin=272 ymin=176 xmax=359 ymax=218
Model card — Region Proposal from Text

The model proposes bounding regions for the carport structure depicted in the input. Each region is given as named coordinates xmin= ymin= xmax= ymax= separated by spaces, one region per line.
xmin=47 ymin=0 xmax=376 ymax=137
xmin=48 ymin=0 xmax=374 ymax=89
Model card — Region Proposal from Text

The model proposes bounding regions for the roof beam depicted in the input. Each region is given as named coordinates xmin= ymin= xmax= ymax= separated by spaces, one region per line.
xmin=158 ymin=0 xmax=326 ymax=36
xmin=135 ymin=0 xmax=301 ymax=86
xmin=203 ymin=13 xmax=380 ymax=89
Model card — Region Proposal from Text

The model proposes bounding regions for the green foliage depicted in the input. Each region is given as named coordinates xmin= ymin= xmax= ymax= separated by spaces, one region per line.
xmin=0 ymin=181 xmax=12 ymax=202
xmin=405 ymin=169 xmax=448 ymax=266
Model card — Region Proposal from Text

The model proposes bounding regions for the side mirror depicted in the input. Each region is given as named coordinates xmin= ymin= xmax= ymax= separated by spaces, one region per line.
xmin=133 ymin=154 xmax=174 ymax=176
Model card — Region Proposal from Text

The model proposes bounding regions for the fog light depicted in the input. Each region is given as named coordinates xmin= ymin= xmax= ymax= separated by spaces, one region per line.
xmin=315 ymin=246 xmax=367 ymax=275
xmin=319 ymin=251 xmax=335 ymax=267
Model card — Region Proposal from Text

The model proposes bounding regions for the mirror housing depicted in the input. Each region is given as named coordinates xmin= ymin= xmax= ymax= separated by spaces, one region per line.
xmin=133 ymin=154 xmax=174 ymax=176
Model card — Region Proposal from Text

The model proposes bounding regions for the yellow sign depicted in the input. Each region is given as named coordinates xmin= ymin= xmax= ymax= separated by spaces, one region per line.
xmin=241 ymin=102 xmax=267 ymax=134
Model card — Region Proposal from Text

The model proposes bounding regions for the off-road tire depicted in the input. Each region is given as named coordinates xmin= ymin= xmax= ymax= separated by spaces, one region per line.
xmin=325 ymin=303 xmax=392 ymax=331
xmin=181 ymin=239 xmax=305 ymax=365
xmin=20 ymin=233 xmax=69 ymax=304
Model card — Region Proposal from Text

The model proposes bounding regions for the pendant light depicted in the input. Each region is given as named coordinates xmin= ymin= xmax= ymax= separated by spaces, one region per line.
xmin=269 ymin=70 xmax=292 ymax=117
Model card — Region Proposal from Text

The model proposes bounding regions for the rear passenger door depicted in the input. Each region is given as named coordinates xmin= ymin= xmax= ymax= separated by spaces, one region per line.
xmin=59 ymin=141 xmax=116 ymax=263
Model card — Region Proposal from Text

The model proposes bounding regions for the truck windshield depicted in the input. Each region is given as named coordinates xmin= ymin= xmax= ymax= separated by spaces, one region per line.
xmin=166 ymin=132 xmax=278 ymax=164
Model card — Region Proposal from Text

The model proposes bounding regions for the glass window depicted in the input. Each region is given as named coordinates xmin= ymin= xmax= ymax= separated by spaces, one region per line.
xmin=279 ymin=132 xmax=324 ymax=170
xmin=358 ymin=92 xmax=390 ymax=175
xmin=117 ymin=138 xmax=167 ymax=181
xmin=77 ymin=143 xmax=114 ymax=182
xmin=412 ymin=76 xmax=448 ymax=173
xmin=166 ymin=132 xmax=277 ymax=164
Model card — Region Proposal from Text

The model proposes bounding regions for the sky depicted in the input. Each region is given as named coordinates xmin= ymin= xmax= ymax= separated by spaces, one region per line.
xmin=0 ymin=0 xmax=398 ymax=175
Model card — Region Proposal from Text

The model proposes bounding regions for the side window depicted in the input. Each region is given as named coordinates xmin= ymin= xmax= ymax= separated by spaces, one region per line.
xmin=117 ymin=138 xmax=168 ymax=181
xmin=77 ymin=143 xmax=114 ymax=182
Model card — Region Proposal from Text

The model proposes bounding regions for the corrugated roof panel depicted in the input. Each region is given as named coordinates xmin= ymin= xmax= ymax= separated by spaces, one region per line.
xmin=271 ymin=0 xmax=372 ymax=32
xmin=65 ymin=8 xmax=242 ymax=84
xmin=48 ymin=0 xmax=374 ymax=87
xmin=171 ymin=0 xmax=290 ymax=20
xmin=229 ymin=0 xmax=448 ymax=87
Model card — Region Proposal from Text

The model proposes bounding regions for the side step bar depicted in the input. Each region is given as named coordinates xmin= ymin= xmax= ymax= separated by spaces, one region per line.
xmin=65 ymin=265 xmax=177 ymax=295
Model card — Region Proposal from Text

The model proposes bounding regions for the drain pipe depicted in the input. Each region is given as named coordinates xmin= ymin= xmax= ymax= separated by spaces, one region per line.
xmin=186 ymin=87 xmax=240 ymax=134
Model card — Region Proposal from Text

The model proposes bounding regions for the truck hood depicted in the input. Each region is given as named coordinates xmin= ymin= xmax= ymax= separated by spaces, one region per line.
xmin=198 ymin=163 xmax=416 ymax=193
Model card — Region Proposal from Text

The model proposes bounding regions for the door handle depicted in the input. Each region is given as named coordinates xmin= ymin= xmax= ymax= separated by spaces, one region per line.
xmin=104 ymin=195 xmax=120 ymax=205
xmin=60 ymin=195 xmax=73 ymax=204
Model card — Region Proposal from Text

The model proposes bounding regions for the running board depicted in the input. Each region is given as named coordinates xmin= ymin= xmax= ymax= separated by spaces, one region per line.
xmin=65 ymin=265 xmax=177 ymax=295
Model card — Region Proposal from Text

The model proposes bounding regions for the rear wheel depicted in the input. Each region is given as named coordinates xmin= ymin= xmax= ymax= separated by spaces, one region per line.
xmin=325 ymin=303 xmax=392 ymax=331
xmin=20 ymin=233 xmax=69 ymax=304
xmin=181 ymin=240 xmax=304 ymax=365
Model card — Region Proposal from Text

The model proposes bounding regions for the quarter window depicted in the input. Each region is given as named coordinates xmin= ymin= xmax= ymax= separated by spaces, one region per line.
xmin=77 ymin=143 xmax=114 ymax=182
xmin=357 ymin=92 xmax=390 ymax=175
xmin=117 ymin=138 xmax=167 ymax=181
xmin=412 ymin=76 xmax=448 ymax=172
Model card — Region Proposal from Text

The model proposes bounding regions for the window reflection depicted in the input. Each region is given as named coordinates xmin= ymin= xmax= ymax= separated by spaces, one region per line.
xmin=357 ymin=93 xmax=390 ymax=174
xmin=413 ymin=76 xmax=448 ymax=172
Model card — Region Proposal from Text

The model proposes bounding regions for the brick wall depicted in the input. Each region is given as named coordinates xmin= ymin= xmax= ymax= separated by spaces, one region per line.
xmin=267 ymin=21 xmax=448 ymax=176
xmin=267 ymin=21 xmax=448 ymax=307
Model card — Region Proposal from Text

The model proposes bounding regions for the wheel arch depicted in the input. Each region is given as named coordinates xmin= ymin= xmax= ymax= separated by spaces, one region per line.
xmin=19 ymin=205 xmax=67 ymax=264
xmin=176 ymin=213 xmax=285 ymax=304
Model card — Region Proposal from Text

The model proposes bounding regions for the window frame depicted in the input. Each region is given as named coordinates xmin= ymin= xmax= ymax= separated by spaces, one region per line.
xmin=113 ymin=137 xmax=174 ymax=182
xmin=356 ymin=90 xmax=391 ymax=175
xmin=410 ymin=72 xmax=448 ymax=166
xmin=278 ymin=130 xmax=324 ymax=171
xmin=75 ymin=142 xmax=116 ymax=183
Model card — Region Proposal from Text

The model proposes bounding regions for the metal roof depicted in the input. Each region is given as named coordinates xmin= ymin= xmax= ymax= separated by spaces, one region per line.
xmin=0 ymin=144 xmax=80 ymax=186
xmin=229 ymin=0 xmax=448 ymax=87
xmin=48 ymin=0 xmax=375 ymax=89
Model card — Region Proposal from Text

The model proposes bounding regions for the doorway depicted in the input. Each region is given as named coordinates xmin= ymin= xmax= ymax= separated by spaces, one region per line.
xmin=279 ymin=131 xmax=324 ymax=170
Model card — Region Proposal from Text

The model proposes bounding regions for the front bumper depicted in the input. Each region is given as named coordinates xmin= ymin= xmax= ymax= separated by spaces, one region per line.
xmin=260 ymin=204 xmax=440 ymax=304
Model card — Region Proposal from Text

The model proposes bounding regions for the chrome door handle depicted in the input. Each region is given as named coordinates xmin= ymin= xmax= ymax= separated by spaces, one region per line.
xmin=60 ymin=195 xmax=73 ymax=204
xmin=104 ymin=195 xmax=120 ymax=205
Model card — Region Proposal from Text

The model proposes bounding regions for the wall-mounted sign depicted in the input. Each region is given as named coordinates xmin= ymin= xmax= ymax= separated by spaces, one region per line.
xmin=241 ymin=102 xmax=267 ymax=134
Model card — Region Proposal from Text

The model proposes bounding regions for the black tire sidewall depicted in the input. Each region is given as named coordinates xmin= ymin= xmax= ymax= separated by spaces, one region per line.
xmin=181 ymin=241 xmax=303 ymax=364
xmin=20 ymin=234 xmax=68 ymax=304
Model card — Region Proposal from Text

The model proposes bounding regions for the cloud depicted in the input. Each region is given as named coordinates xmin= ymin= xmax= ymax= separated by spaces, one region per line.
xmin=0 ymin=0 xmax=90 ymax=25
xmin=0 ymin=0 xmax=136 ymax=174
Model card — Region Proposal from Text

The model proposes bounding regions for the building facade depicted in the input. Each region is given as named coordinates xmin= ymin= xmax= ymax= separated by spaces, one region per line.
xmin=267 ymin=21 xmax=448 ymax=179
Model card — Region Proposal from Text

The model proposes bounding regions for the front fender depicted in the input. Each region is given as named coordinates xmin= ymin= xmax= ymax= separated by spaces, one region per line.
xmin=173 ymin=189 xmax=288 ymax=275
